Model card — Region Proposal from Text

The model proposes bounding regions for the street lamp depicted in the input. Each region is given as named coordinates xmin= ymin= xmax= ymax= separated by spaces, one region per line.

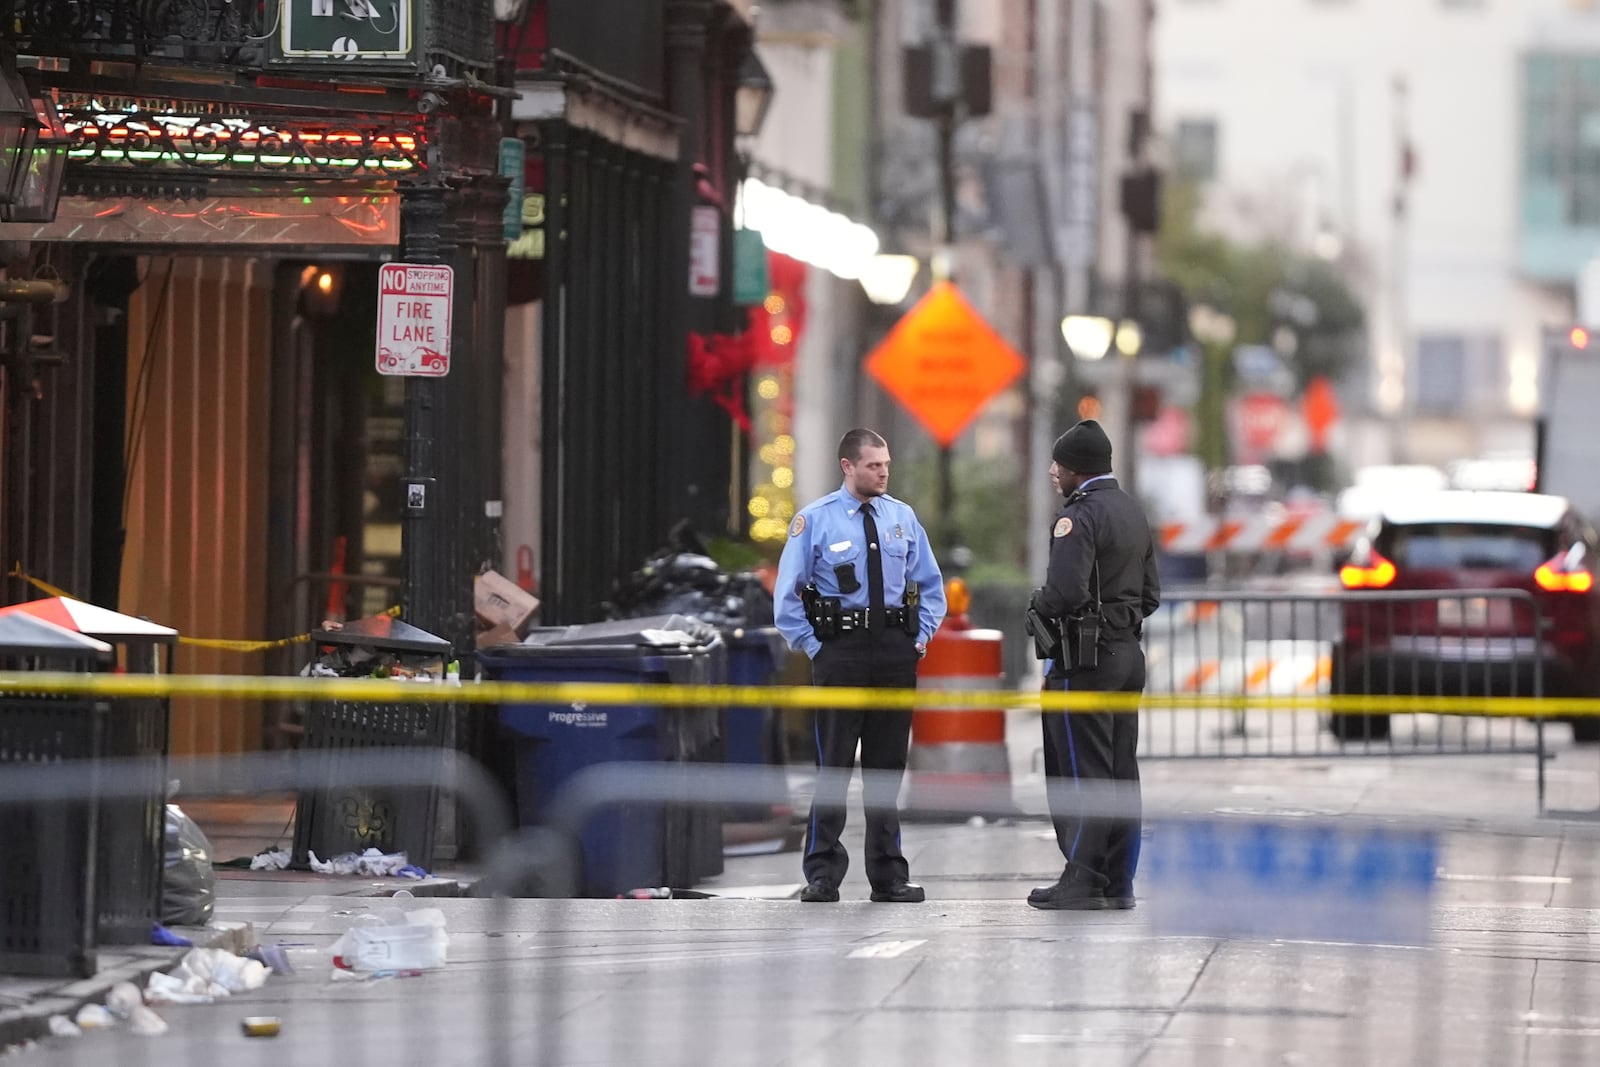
xmin=3 ymin=76 xmax=71 ymax=224
xmin=0 ymin=68 xmax=34 ymax=212
xmin=1060 ymin=314 xmax=1115 ymax=361
xmin=1188 ymin=304 xmax=1237 ymax=347
xmin=859 ymin=254 xmax=919 ymax=306
xmin=1114 ymin=318 xmax=1143 ymax=358
xmin=735 ymin=50 xmax=775 ymax=140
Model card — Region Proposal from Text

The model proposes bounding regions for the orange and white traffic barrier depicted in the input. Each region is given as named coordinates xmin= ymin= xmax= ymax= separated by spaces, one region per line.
xmin=1158 ymin=513 xmax=1365 ymax=556
xmin=1149 ymin=646 xmax=1333 ymax=696
xmin=904 ymin=613 xmax=1013 ymax=819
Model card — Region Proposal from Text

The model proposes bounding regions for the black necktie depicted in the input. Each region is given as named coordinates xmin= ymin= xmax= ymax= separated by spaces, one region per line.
xmin=861 ymin=501 xmax=886 ymax=631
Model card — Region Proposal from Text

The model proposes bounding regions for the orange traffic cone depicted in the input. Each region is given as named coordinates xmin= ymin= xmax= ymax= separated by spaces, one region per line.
xmin=903 ymin=581 xmax=1014 ymax=820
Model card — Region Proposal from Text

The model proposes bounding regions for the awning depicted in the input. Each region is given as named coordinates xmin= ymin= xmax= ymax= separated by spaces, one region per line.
xmin=0 ymin=613 xmax=115 ymax=657
xmin=0 ymin=597 xmax=179 ymax=642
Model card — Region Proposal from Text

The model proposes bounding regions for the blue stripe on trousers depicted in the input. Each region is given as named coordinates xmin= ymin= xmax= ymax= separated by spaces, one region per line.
xmin=1062 ymin=678 xmax=1084 ymax=862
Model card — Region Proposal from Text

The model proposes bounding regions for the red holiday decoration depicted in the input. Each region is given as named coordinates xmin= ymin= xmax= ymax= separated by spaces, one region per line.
xmin=687 ymin=329 xmax=759 ymax=432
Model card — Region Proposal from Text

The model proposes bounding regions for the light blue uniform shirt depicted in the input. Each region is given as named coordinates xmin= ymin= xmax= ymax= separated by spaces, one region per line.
xmin=775 ymin=484 xmax=948 ymax=659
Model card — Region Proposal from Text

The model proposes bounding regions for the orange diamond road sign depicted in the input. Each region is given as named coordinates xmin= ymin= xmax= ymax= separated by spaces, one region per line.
xmin=864 ymin=282 xmax=1026 ymax=448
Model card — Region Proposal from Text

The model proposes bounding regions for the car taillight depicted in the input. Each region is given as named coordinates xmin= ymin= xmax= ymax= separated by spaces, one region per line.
xmin=1535 ymin=555 xmax=1594 ymax=593
xmin=1340 ymin=551 xmax=1396 ymax=589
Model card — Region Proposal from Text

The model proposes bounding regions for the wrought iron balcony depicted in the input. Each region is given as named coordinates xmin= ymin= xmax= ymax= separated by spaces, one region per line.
xmin=2 ymin=1 xmax=496 ymax=81
xmin=1 ymin=0 xmax=269 ymax=66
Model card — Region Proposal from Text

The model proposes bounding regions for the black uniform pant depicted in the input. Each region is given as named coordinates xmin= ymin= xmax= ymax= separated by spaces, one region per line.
xmin=803 ymin=627 xmax=920 ymax=890
xmin=1042 ymin=636 xmax=1145 ymax=890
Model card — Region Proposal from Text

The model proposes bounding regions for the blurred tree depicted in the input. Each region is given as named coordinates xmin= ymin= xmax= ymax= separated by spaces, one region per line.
xmin=897 ymin=448 xmax=1029 ymax=583
xmin=1155 ymin=182 xmax=1366 ymax=485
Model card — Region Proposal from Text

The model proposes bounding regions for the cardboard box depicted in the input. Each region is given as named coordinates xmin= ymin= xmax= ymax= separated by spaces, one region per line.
xmin=475 ymin=623 xmax=521 ymax=650
xmin=474 ymin=570 xmax=540 ymax=636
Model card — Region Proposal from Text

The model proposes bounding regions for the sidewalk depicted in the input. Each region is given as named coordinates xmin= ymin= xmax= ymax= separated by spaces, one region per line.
xmin=0 ymin=796 xmax=465 ymax=1052
xmin=7 ymin=728 xmax=1600 ymax=1058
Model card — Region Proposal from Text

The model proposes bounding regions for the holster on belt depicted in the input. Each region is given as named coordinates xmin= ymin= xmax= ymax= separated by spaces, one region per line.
xmin=802 ymin=583 xmax=840 ymax=640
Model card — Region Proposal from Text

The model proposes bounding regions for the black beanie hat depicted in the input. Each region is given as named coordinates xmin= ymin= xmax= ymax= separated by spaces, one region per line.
xmin=1052 ymin=419 xmax=1113 ymax=475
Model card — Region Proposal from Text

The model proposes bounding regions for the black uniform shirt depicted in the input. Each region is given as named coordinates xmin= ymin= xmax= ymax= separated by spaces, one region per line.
xmin=1033 ymin=476 xmax=1161 ymax=635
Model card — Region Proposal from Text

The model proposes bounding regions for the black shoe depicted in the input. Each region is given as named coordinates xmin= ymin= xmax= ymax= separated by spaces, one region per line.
xmin=800 ymin=881 xmax=839 ymax=903
xmin=869 ymin=881 xmax=926 ymax=903
xmin=1104 ymin=887 xmax=1136 ymax=910
xmin=1027 ymin=868 xmax=1108 ymax=911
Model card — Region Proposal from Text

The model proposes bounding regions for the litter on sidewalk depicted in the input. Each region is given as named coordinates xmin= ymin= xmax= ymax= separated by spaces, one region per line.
xmin=145 ymin=947 xmax=272 ymax=1006
xmin=308 ymin=847 xmax=429 ymax=879
xmin=249 ymin=848 xmax=291 ymax=871
xmin=330 ymin=906 xmax=449 ymax=975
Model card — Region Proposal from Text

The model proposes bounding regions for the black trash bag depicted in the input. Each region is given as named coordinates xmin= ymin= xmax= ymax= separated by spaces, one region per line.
xmin=162 ymin=803 xmax=216 ymax=926
xmin=605 ymin=523 xmax=777 ymax=629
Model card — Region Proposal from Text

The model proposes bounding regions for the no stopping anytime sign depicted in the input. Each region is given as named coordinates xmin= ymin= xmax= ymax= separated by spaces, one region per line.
xmin=376 ymin=263 xmax=454 ymax=377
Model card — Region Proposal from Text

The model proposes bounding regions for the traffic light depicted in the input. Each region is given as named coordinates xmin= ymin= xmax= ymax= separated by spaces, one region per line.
xmin=1544 ymin=324 xmax=1594 ymax=357
xmin=1133 ymin=383 xmax=1163 ymax=423
xmin=1120 ymin=167 xmax=1162 ymax=234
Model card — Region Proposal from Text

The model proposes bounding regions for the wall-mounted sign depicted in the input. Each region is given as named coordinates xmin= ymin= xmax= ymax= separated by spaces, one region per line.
xmin=507 ymin=194 xmax=545 ymax=260
xmin=277 ymin=0 xmax=416 ymax=65
xmin=500 ymin=138 xmax=526 ymax=244
xmin=732 ymin=228 xmax=769 ymax=306
xmin=689 ymin=205 xmax=721 ymax=297
xmin=377 ymin=263 xmax=453 ymax=377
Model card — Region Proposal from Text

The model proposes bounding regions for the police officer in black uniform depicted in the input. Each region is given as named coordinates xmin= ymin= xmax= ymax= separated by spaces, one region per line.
xmin=1027 ymin=419 xmax=1160 ymax=910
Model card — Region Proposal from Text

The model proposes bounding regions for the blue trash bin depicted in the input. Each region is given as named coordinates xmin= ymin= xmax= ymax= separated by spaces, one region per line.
xmin=480 ymin=616 xmax=723 ymax=897
xmin=721 ymin=627 xmax=787 ymax=766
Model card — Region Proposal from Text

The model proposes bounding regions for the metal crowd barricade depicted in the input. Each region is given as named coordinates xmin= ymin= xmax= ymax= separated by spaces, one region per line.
xmin=0 ymin=732 xmax=1599 ymax=1065
xmin=1140 ymin=589 xmax=1549 ymax=764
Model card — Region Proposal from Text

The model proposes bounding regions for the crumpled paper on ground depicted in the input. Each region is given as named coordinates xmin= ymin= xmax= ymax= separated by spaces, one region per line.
xmin=250 ymin=848 xmax=291 ymax=871
xmin=73 ymin=1004 xmax=114 ymax=1030
xmin=106 ymin=982 xmax=143 ymax=1019
xmin=146 ymin=947 xmax=271 ymax=1005
xmin=308 ymin=847 xmax=428 ymax=878
xmin=128 ymin=1005 xmax=168 ymax=1036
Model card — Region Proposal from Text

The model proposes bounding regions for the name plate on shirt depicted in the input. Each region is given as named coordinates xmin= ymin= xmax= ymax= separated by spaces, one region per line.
xmin=1144 ymin=817 xmax=1437 ymax=946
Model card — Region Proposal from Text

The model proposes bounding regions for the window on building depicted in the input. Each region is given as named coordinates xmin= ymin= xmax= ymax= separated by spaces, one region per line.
xmin=1524 ymin=54 xmax=1600 ymax=227
xmin=1414 ymin=333 xmax=1503 ymax=415
xmin=1172 ymin=119 xmax=1219 ymax=182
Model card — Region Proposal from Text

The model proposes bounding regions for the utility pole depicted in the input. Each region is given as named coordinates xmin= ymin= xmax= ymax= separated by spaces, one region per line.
xmin=906 ymin=0 xmax=989 ymax=557
xmin=400 ymin=182 xmax=448 ymax=643
xmin=1388 ymin=75 xmax=1414 ymax=464
xmin=932 ymin=0 xmax=960 ymax=555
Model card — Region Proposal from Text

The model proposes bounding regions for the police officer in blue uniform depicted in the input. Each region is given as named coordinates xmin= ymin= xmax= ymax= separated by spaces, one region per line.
xmin=776 ymin=428 xmax=947 ymax=903
xmin=1027 ymin=419 xmax=1160 ymax=910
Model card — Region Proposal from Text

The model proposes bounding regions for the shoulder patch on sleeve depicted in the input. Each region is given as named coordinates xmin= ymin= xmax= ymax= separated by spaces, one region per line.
xmin=789 ymin=514 xmax=806 ymax=538
xmin=1053 ymin=517 xmax=1073 ymax=539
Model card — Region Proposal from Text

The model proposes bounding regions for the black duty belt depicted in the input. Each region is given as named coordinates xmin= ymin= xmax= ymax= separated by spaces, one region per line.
xmin=834 ymin=607 xmax=912 ymax=634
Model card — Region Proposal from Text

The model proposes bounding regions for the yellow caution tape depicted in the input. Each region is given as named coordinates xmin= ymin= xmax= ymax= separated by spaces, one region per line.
xmin=180 ymin=634 xmax=311 ymax=653
xmin=0 ymin=670 xmax=1596 ymax=717
xmin=7 ymin=564 xmax=73 ymax=600
xmin=8 ymin=564 xmax=401 ymax=653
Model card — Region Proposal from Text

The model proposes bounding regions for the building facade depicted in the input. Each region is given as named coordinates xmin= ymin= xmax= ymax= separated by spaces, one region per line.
xmin=1156 ymin=0 xmax=1600 ymax=472
xmin=0 ymin=0 xmax=760 ymax=752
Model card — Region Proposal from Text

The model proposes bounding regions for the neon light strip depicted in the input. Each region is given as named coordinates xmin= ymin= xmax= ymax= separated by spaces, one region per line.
xmin=67 ymin=148 xmax=416 ymax=171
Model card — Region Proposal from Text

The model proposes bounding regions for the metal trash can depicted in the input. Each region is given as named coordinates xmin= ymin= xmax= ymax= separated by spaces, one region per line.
xmin=479 ymin=615 xmax=724 ymax=897
xmin=0 ymin=614 xmax=115 ymax=977
xmin=0 ymin=597 xmax=176 ymax=947
xmin=291 ymin=615 xmax=454 ymax=871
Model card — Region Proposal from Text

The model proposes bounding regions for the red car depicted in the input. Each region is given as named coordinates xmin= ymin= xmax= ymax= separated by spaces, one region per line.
xmin=1333 ymin=491 xmax=1600 ymax=742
